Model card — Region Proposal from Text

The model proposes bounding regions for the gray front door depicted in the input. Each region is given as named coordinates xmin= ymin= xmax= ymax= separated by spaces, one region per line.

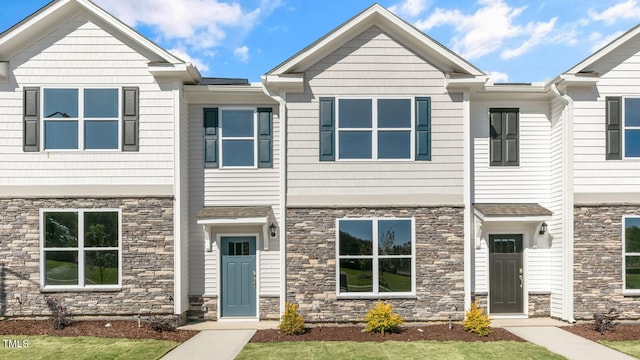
xmin=221 ymin=236 xmax=256 ymax=317
xmin=489 ymin=234 xmax=523 ymax=314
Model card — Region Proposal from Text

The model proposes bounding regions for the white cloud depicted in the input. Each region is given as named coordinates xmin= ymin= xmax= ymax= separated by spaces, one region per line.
xmin=501 ymin=18 xmax=556 ymax=59
xmin=589 ymin=0 xmax=640 ymax=25
xmin=168 ymin=47 xmax=210 ymax=72
xmin=389 ymin=0 xmax=430 ymax=18
xmin=234 ymin=46 xmax=250 ymax=62
xmin=590 ymin=30 xmax=625 ymax=52
xmin=414 ymin=0 xmax=528 ymax=60
xmin=486 ymin=71 xmax=509 ymax=83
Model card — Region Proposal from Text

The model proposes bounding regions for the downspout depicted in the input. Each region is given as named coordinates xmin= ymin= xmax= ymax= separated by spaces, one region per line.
xmin=550 ymin=83 xmax=576 ymax=324
xmin=261 ymin=80 xmax=287 ymax=316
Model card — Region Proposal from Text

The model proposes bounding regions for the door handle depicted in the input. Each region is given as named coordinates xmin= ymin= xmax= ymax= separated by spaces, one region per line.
xmin=519 ymin=274 xmax=523 ymax=288
xmin=253 ymin=271 xmax=256 ymax=289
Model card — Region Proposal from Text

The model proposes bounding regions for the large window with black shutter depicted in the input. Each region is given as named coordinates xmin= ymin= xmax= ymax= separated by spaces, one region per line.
xmin=607 ymin=97 xmax=640 ymax=159
xmin=23 ymin=87 xmax=139 ymax=152
xmin=489 ymin=108 xmax=519 ymax=166
xmin=318 ymin=96 xmax=430 ymax=161
xmin=623 ymin=97 xmax=640 ymax=158
xmin=203 ymin=107 xmax=272 ymax=169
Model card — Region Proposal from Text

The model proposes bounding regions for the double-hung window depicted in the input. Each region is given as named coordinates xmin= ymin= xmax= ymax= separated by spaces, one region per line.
xmin=624 ymin=98 xmax=640 ymax=158
xmin=337 ymin=218 xmax=414 ymax=296
xmin=624 ymin=216 xmax=640 ymax=292
xmin=203 ymin=107 xmax=273 ymax=169
xmin=43 ymin=88 xmax=120 ymax=150
xmin=41 ymin=209 xmax=121 ymax=289
xmin=319 ymin=96 xmax=430 ymax=161
xmin=337 ymin=98 xmax=412 ymax=160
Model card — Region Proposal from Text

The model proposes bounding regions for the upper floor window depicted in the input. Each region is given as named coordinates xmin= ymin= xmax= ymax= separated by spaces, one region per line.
xmin=319 ymin=97 xmax=431 ymax=162
xmin=337 ymin=218 xmax=414 ymax=297
xmin=489 ymin=108 xmax=519 ymax=166
xmin=41 ymin=209 xmax=121 ymax=290
xmin=624 ymin=98 xmax=640 ymax=158
xmin=624 ymin=216 xmax=640 ymax=292
xmin=22 ymin=87 xmax=139 ymax=152
xmin=44 ymin=88 xmax=119 ymax=150
xmin=203 ymin=107 xmax=273 ymax=169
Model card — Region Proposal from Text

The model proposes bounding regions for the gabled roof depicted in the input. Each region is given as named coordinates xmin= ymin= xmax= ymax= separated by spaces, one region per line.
xmin=562 ymin=23 xmax=640 ymax=78
xmin=264 ymin=3 xmax=485 ymax=89
xmin=0 ymin=0 xmax=200 ymax=83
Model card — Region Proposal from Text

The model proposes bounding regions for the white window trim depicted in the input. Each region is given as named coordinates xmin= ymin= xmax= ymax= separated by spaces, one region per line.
xmin=219 ymin=107 xmax=259 ymax=169
xmin=623 ymin=215 xmax=640 ymax=295
xmin=39 ymin=208 xmax=122 ymax=291
xmin=335 ymin=97 xmax=415 ymax=162
xmin=41 ymin=87 xmax=122 ymax=152
xmin=335 ymin=217 xmax=416 ymax=298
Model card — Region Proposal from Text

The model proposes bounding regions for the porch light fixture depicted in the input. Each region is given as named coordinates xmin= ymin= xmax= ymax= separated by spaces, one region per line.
xmin=269 ymin=223 xmax=277 ymax=237
xmin=539 ymin=221 xmax=548 ymax=235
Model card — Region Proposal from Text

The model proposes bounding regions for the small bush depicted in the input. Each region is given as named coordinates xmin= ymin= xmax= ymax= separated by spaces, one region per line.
xmin=593 ymin=308 xmax=620 ymax=334
xmin=463 ymin=300 xmax=492 ymax=336
xmin=279 ymin=302 xmax=305 ymax=335
xmin=364 ymin=301 xmax=403 ymax=335
xmin=46 ymin=297 xmax=72 ymax=330
xmin=147 ymin=315 xmax=176 ymax=332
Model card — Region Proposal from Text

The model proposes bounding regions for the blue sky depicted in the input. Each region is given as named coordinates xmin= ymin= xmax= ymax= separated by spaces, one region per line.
xmin=2 ymin=0 xmax=640 ymax=83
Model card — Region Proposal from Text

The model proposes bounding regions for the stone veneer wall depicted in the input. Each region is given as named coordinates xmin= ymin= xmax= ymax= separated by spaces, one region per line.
xmin=260 ymin=296 xmax=280 ymax=320
xmin=286 ymin=207 xmax=464 ymax=322
xmin=574 ymin=205 xmax=640 ymax=319
xmin=528 ymin=293 xmax=551 ymax=317
xmin=0 ymin=197 xmax=174 ymax=317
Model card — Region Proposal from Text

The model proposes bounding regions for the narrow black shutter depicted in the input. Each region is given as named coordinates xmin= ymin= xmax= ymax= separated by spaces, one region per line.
xmin=257 ymin=107 xmax=273 ymax=168
xmin=606 ymin=96 xmax=622 ymax=160
xmin=490 ymin=108 xmax=519 ymax=166
xmin=23 ymin=87 xmax=40 ymax=152
xmin=319 ymin=97 xmax=335 ymax=161
xmin=415 ymin=97 xmax=431 ymax=161
xmin=122 ymin=87 xmax=139 ymax=151
xmin=204 ymin=108 xmax=219 ymax=168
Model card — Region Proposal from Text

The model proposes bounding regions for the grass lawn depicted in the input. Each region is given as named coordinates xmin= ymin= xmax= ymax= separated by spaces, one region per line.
xmin=236 ymin=340 xmax=565 ymax=360
xmin=0 ymin=336 xmax=178 ymax=360
xmin=601 ymin=340 xmax=640 ymax=358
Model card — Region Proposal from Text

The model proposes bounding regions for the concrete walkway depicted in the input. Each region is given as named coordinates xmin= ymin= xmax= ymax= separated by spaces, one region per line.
xmin=497 ymin=319 xmax=636 ymax=360
xmin=161 ymin=321 xmax=278 ymax=360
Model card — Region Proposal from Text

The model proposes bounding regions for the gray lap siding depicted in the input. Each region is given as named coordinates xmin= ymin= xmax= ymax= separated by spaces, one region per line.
xmin=286 ymin=206 xmax=464 ymax=322
xmin=0 ymin=197 xmax=174 ymax=317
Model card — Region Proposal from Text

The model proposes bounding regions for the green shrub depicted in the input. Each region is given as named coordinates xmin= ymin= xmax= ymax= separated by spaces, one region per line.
xmin=463 ymin=300 xmax=492 ymax=336
xmin=279 ymin=302 xmax=305 ymax=335
xmin=364 ymin=301 xmax=403 ymax=335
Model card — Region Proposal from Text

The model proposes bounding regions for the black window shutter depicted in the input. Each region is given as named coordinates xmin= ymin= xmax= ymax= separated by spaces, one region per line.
xmin=606 ymin=96 xmax=622 ymax=160
xmin=257 ymin=107 xmax=273 ymax=168
xmin=204 ymin=108 xmax=219 ymax=168
xmin=490 ymin=108 xmax=519 ymax=166
xmin=319 ymin=97 xmax=335 ymax=161
xmin=23 ymin=87 xmax=40 ymax=152
xmin=122 ymin=87 xmax=139 ymax=151
xmin=415 ymin=97 xmax=431 ymax=161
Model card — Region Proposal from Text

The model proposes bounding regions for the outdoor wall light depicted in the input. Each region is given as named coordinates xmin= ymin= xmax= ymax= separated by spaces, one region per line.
xmin=539 ymin=221 xmax=548 ymax=235
xmin=269 ymin=223 xmax=277 ymax=237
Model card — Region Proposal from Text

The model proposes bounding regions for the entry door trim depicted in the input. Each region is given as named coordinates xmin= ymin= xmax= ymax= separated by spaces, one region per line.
xmin=217 ymin=233 xmax=260 ymax=320
xmin=488 ymin=234 xmax=524 ymax=315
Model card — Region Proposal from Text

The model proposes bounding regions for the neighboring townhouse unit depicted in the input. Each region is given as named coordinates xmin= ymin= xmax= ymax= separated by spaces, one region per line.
xmin=3 ymin=0 xmax=640 ymax=324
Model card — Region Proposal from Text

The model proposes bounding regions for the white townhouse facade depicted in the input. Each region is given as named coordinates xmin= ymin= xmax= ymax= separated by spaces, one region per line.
xmin=1 ymin=0 xmax=640 ymax=324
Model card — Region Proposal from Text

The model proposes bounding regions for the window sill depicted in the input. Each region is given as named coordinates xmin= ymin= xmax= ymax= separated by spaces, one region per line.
xmin=622 ymin=291 xmax=640 ymax=297
xmin=336 ymin=293 xmax=417 ymax=300
xmin=41 ymin=286 xmax=122 ymax=293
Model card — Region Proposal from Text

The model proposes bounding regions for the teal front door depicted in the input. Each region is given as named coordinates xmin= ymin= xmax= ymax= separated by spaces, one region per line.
xmin=221 ymin=236 xmax=257 ymax=317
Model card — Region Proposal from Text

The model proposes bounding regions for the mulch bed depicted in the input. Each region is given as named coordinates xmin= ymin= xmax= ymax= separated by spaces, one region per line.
xmin=250 ymin=323 xmax=525 ymax=343
xmin=563 ymin=323 xmax=640 ymax=342
xmin=0 ymin=320 xmax=198 ymax=343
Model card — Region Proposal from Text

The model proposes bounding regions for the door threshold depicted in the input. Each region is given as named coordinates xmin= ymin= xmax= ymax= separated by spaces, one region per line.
xmin=490 ymin=314 xmax=527 ymax=319
xmin=218 ymin=317 xmax=259 ymax=322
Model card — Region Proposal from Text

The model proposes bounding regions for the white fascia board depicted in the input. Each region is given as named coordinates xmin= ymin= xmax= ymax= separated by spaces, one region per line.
xmin=261 ymin=74 xmax=304 ymax=93
xmin=446 ymin=76 xmax=488 ymax=90
xmin=0 ymin=61 xmax=8 ymax=82
xmin=148 ymin=63 xmax=201 ymax=83
xmin=184 ymin=83 xmax=278 ymax=104
xmin=196 ymin=217 xmax=269 ymax=225
xmin=478 ymin=216 xmax=551 ymax=223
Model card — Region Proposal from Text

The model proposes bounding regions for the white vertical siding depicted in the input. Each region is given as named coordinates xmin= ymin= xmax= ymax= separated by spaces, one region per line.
xmin=187 ymin=103 xmax=281 ymax=296
xmin=286 ymin=26 xmax=464 ymax=204
xmin=471 ymin=100 xmax=552 ymax=204
xmin=0 ymin=15 xmax=175 ymax=186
